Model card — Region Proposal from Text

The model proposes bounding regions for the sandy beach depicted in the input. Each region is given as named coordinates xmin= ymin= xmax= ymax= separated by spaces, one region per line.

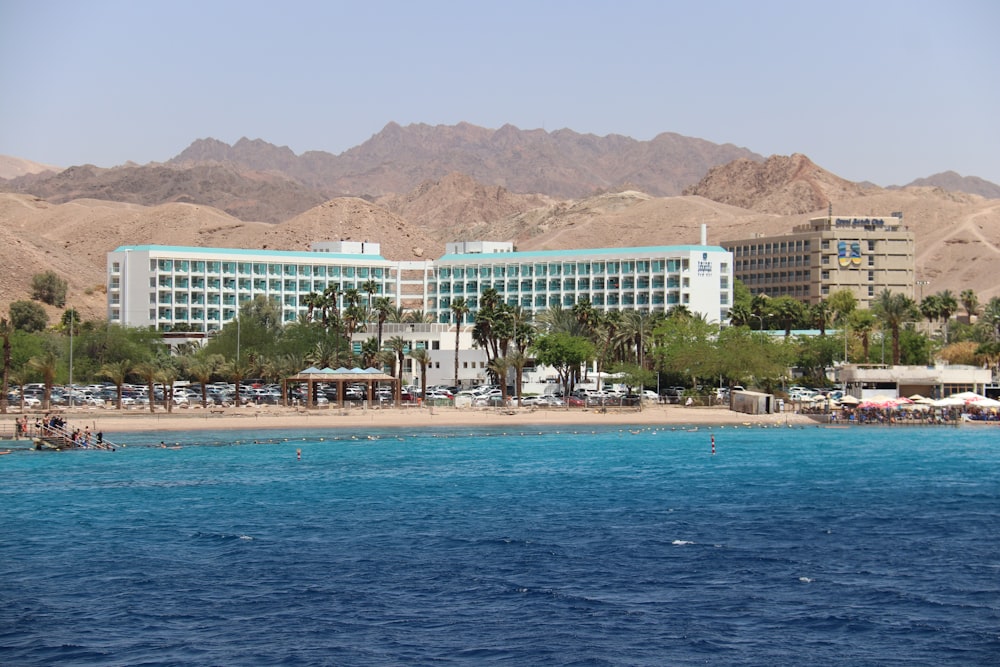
xmin=20 ymin=403 xmax=818 ymax=437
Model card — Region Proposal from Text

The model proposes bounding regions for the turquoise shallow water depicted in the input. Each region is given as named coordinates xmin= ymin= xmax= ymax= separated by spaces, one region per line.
xmin=2 ymin=423 xmax=999 ymax=665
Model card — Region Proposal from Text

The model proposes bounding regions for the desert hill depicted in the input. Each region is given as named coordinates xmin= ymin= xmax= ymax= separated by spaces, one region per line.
xmin=1 ymin=123 xmax=760 ymax=225
xmin=684 ymin=154 xmax=874 ymax=215
xmin=901 ymin=171 xmax=1000 ymax=200
xmin=0 ymin=193 xmax=439 ymax=323
xmin=1 ymin=162 xmax=329 ymax=224
xmin=3 ymin=165 xmax=999 ymax=327
xmin=0 ymin=155 xmax=60 ymax=180
xmin=172 ymin=122 xmax=764 ymax=199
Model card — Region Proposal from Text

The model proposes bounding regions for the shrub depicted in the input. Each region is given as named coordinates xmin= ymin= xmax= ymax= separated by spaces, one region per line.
xmin=31 ymin=271 xmax=68 ymax=307
xmin=9 ymin=300 xmax=49 ymax=332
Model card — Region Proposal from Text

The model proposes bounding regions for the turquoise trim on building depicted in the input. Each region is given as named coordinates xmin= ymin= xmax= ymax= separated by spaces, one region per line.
xmin=436 ymin=245 xmax=726 ymax=261
xmin=113 ymin=245 xmax=387 ymax=261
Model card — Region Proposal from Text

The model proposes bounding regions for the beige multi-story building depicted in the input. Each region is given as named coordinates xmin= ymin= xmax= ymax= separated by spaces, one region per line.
xmin=722 ymin=214 xmax=915 ymax=308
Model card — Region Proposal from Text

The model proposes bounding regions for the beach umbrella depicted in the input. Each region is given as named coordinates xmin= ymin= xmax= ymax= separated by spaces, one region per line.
xmin=859 ymin=395 xmax=896 ymax=408
xmin=838 ymin=395 xmax=860 ymax=405
xmin=908 ymin=394 xmax=927 ymax=401
xmin=932 ymin=396 xmax=966 ymax=408
xmin=968 ymin=396 xmax=1000 ymax=408
xmin=949 ymin=391 xmax=986 ymax=402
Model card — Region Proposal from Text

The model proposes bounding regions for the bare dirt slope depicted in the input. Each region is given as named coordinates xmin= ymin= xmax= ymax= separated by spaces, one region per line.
xmin=2 ymin=177 xmax=998 ymax=326
xmin=0 ymin=193 xmax=440 ymax=322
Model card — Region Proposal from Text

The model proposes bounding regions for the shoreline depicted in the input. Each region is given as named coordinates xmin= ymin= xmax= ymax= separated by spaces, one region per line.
xmin=10 ymin=404 xmax=818 ymax=436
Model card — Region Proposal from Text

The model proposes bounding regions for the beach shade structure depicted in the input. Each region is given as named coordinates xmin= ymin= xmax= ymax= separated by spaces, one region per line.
xmin=908 ymin=394 xmax=927 ymax=401
xmin=967 ymin=396 xmax=1000 ymax=408
xmin=949 ymin=391 xmax=987 ymax=402
xmin=858 ymin=395 xmax=898 ymax=409
xmin=931 ymin=396 xmax=967 ymax=408
xmin=284 ymin=366 xmax=397 ymax=408
xmin=838 ymin=395 xmax=861 ymax=406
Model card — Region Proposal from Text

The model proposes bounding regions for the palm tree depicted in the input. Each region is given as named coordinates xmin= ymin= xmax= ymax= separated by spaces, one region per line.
xmin=132 ymin=361 xmax=161 ymax=413
xmin=372 ymin=296 xmax=393 ymax=348
xmin=810 ymin=299 xmax=832 ymax=336
xmin=450 ymin=297 xmax=469 ymax=387
xmin=224 ymin=357 xmax=255 ymax=408
xmin=849 ymin=309 xmax=877 ymax=362
xmin=874 ymin=289 xmax=917 ymax=365
xmin=360 ymin=279 xmax=378 ymax=314
xmin=360 ymin=337 xmax=381 ymax=369
xmin=958 ymin=288 xmax=978 ymax=322
xmin=99 ymin=359 xmax=132 ymax=410
xmin=8 ymin=367 xmax=30 ymax=413
xmin=342 ymin=304 xmax=365 ymax=348
xmin=184 ymin=356 xmax=220 ymax=408
xmin=27 ymin=351 xmax=58 ymax=411
xmin=307 ymin=338 xmax=342 ymax=369
xmin=386 ymin=336 xmax=408 ymax=401
xmin=982 ymin=297 xmax=1000 ymax=342
xmin=727 ymin=302 xmax=752 ymax=328
xmin=157 ymin=363 xmax=179 ymax=413
xmin=407 ymin=347 xmax=431 ymax=401
xmin=937 ymin=290 xmax=959 ymax=343
xmin=302 ymin=291 xmax=322 ymax=323
xmin=0 ymin=317 xmax=11 ymax=414
xmin=404 ymin=309 xmax=433 ymax=324
xmin=770 ymin=296 xmax=805 ymax=338
xmin=488 ymin=355 xmax=512 ymax=403
xmin=506 ymin=350 xmax=529 ymax=407
xmin=920 ymin=294 xmax=941 ymax=336
xmin=321 ymin=283 xmax=340 ymax=326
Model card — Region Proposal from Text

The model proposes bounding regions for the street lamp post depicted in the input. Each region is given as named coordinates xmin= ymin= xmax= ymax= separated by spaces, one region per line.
xmin=916 ymin=280 xmax=930 ymax=303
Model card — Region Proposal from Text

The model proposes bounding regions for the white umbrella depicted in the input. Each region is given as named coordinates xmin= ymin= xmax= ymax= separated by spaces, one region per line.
xmin=968 ymin=396 xmax=1000 ymax=408
xmin=949 ymin=391 xmax=986 ymax=401
xmin=932 ymin=396 xmax=966 ymax=408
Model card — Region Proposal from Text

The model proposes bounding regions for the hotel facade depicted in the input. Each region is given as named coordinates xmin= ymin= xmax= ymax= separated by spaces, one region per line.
xmin=721 ymin=214 xmax=915 ymax=309
xmin=106 ymin=238 xmax=734 ymax=332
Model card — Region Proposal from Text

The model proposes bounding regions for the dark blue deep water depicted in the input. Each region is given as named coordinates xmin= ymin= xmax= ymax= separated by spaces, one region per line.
xmin=2 ymin=423 xmax=999 ymax=665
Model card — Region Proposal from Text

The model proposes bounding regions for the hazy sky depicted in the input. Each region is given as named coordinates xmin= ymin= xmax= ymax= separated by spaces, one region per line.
xmin=1 ymin=0 xmax=998 ymax=186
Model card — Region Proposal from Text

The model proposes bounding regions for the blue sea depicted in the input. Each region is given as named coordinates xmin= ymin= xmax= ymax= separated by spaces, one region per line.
xmin=2 ymin=423 xmax=999 ymax=666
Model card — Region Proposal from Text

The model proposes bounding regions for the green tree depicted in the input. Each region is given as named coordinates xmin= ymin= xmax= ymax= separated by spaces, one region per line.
xmin=28 ymin=351 xmax=59 ymax=410
xmin=651 ymin=314 xmax=719 ymax=390
xmin=407 ymin=347 xmax=431 ymax=401
xmin=770 ymin=296 xmax=806 ymax=338
xmin=31 ymin=271 xmax=68 ymax=307
xmin=715 ymin=326 xmax=788 ymax=391
xmin=372 ymin=296 xmax=393 ymax=349
xmin=0 ymin=318 xmax=11 ymax=414
xmin=386 ymin=336 xmax=408 ymax=401
xmin=132 ymin=361 xmax=161 ymax=413
xmin=610 ymin=362 xmax=655 ymax=411
xmin=10 ymin=300 xmax=49 ymax=333
xmin=874 ymin=289 xmax=918 ymax=365
xmin=848 ymin=309 xmax=878 ymax=362
xmin=531 ymin=333 xmax=595 ymax=399
xmin=961 ymin=289 xmax=979 ymax=322
xmin=183 ymin=355 xmax=222 ymax=408
xmin=505 ymin=349 xmax=529 ymax=406
xmin=98 ymin=359 xmax=132 ymax=410
xmin=936 ymin=290 xmax=959 ymax=343
xmin=487 ymin=355 xmax=512 ymax=403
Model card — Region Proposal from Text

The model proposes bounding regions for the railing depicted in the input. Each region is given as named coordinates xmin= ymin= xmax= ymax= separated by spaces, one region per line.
xmin=34 ymin=420 xmax=119 ymax=450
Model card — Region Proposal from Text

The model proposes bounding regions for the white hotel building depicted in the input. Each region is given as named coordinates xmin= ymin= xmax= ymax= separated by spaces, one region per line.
xmin=107 ymin=238 xmax=733 ymax=332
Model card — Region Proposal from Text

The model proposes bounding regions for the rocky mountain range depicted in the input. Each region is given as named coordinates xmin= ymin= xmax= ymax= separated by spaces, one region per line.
xmin=1 ymin=122 xmax=999 ymax=324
